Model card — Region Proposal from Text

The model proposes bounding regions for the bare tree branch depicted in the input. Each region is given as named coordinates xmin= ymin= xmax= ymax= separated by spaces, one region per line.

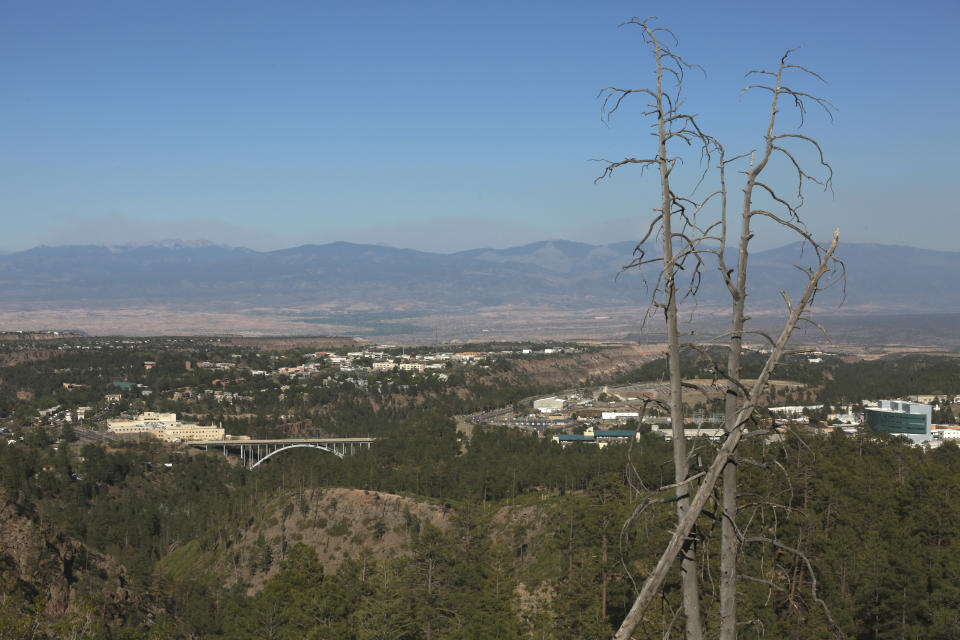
xmin=613 ymin=231 xmax=840 ymax=640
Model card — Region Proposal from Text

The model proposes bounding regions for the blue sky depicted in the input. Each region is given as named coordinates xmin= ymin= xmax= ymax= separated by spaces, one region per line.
xmin=1 ymin=0 xmax=957 ymax=253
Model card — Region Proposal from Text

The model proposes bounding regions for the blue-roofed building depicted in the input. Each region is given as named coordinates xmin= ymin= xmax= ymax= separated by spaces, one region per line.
xmin=586 ymin=427 xmax=639 ymax=442
xmin=593 ymin=429 xmax=638 ymax=441
xmin=553 ymin=429 xmax=639 ymax=447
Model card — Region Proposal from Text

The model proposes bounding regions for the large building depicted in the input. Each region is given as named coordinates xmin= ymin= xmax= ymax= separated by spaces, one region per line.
xmin=107 ymin=412 xmax=224 ymax=442
xmin=153 ymin=423 xmax=225 ymax=442
xmin=106 ymin=411 xmax=178 ymax=435
xmin=864 ymin=400 xmax=932 ymax=443
xmin=534 ymin=397 xmax=566 ymax=413
xmin=554 ymin=428 xmax=640 ymax=447
xmin=600 ymin=411 xmax=640 ymax=421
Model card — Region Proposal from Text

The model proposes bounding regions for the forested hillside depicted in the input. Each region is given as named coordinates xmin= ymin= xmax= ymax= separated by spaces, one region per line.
xmin=1 ymin=339 xmax=960 ymax=638
xmin=3 ymin=423 xmax=960 ymax=639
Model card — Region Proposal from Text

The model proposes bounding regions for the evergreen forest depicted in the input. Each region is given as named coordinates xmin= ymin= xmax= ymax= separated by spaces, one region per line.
xmin=0 ymin=339 xmax=959 ymax=638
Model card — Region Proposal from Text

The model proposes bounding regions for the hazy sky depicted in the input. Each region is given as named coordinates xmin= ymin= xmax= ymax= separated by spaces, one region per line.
xmin=1 ymin=1 xmax=956 ymax=253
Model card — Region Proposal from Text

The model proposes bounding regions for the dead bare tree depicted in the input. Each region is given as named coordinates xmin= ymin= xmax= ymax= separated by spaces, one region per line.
xmin=712 ymin=49 xmax=840 ymax=640
xmin=596 ymin=18 xmax=719 ymax=640
xmin=595 ymin=17 xmax=842 ymax=640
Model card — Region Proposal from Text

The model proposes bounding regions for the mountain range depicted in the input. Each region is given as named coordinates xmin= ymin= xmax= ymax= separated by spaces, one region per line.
xmin=0 ymin=239 xmax=951 ymax=338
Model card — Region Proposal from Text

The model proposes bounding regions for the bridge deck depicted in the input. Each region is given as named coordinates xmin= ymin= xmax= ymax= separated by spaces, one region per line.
xmin=186 ymin=437 xmax=374 ymax=446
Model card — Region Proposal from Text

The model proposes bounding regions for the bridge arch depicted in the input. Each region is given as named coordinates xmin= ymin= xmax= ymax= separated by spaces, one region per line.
xmin=249 ymin=443 xmax=344 ymax=469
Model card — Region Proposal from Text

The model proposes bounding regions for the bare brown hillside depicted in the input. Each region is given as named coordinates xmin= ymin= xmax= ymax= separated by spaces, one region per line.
xmin=0 ymin=488 xmax=141 ymax=623
xmin=162 ymin=486 xmax=565 ymax=600
xmin=217 ymin=488 xmax=452 ymax=592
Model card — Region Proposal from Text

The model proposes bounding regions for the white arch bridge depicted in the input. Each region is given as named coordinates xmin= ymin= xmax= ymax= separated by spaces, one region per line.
xmin=185 ymin=438 xmax=374 ymax=470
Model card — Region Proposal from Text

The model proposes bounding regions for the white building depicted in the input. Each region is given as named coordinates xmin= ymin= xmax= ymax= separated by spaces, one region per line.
xmin=107 ymin=412 xmax=178 ymax=434
xmin=153 ymin=423 xmax=224 ymax=442
xmin=107 ymin=412 xmax=224 ymax=442
xmin=935 ymin=427 xmax=960 ymax=441
xmin=534 ymin=397 xmax=566 ymax=413
xmin=601 ymin=411 xmax=640 ymax=421
xmin=650 ymin=425 xmax=725 ymax=441
xmin=768 ymin=405 xmax=824 ymax=417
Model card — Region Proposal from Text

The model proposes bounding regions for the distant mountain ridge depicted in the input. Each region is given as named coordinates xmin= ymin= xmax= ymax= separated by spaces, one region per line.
xmin=0 ymin=239 xmax=953 ymax=316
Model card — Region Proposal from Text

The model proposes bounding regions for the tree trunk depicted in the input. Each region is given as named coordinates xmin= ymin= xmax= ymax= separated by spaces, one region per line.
xmin=719 ymin=290 xmax=745 ymax=640
xmin=719 ymin=453 xmax=738 ymax=639
xmin=720 ymin=160 xmax=752 ymax=640
xmin=654 ymin=37 xmax=703 ymax=640
xmin=613 ymin=231 xmax=839 ymax=640
xmin=598 ymin=24 xmax=840 ymax=640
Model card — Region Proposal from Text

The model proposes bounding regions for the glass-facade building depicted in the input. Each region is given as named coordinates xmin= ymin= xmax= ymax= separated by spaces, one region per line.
xmin=864 ymin=400 xmax=932 ymax=443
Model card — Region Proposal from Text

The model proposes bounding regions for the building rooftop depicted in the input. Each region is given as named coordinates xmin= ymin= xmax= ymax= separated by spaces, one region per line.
xmin=594 ymin=430 xmax=637 ymax=438
xmin=555 ymin=434 xmax=595 ymax=442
